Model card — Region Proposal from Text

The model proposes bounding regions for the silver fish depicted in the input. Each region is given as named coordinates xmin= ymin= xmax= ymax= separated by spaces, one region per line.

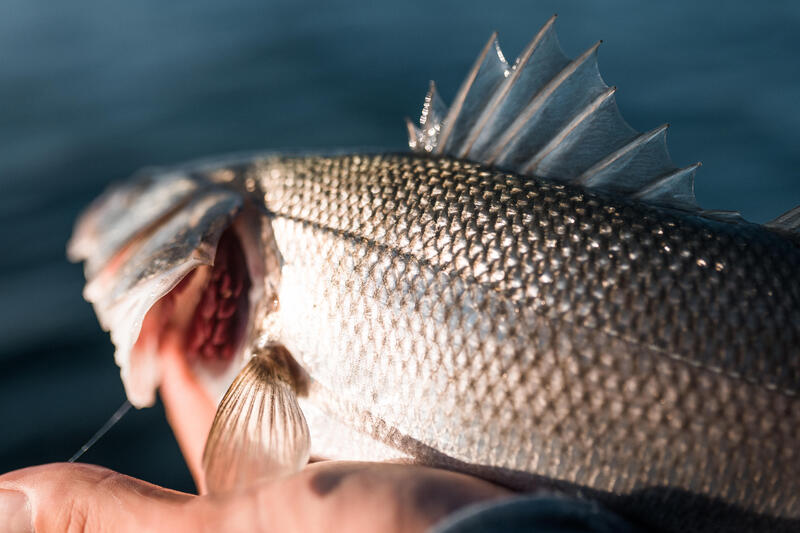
xmin=68 ymin=16 xmax=799 ymax=533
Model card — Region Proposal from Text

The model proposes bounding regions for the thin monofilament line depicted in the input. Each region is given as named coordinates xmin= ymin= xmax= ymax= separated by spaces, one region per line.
xmin=68 ymin=400 xmax=132 ymax=463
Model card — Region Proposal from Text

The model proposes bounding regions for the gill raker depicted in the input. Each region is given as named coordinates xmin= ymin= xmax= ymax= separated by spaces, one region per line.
xmin=68 ymin=16 xmax=800 ymax=533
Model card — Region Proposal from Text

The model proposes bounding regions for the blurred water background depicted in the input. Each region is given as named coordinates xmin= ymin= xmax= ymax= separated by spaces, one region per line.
xmin=1 ymin=0 xmax=799 ymax=493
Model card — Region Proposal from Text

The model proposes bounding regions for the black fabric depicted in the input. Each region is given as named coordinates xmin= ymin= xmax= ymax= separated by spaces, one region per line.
xmin=432 ymin=495 xmax=645 ymax=533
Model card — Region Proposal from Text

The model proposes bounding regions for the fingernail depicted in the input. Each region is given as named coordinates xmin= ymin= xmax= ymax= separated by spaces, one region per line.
xmin=0 ymin=489 xmax=34 ymax=533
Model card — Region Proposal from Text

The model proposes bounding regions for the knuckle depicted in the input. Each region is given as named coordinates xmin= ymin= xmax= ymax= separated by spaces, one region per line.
xmin=61 ymin=498 xmax=90 ymax=533
xmin=51 ymin=466 xmax=120 ymax=533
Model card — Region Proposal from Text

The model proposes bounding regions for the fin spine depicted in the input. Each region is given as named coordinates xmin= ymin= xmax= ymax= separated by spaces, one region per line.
xmin=577 ymin=123 xmax=670 ymax=186
xmin=765 ymin=205 xmax=800 ymax=234
xmin=521 ymin=85 xmax=618 ymax=175
xmin=406 ymin=117 xmax=420 ymax=150
xmin=458 ymin=15 xmax=558 ymax=158
xmin=485 ymin=41 xmax=603 ymax=165
xmin=631 ymin=163 xmax=701 ymax=208
xmin=435 ymin=32 xmax=501 ymax=153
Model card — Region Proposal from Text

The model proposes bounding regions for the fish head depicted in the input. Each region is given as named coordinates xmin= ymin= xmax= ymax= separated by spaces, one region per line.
xmin=68 ymin=161 xmax=279 ymax=408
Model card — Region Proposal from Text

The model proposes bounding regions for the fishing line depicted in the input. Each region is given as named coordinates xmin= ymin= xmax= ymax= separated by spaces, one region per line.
xmin=68 ymin=399 xmax=132 ymax=463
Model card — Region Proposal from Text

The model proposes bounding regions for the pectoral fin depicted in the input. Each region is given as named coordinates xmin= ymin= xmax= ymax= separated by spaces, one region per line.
xmin=202 ymin=344 xmax=310 ymax=494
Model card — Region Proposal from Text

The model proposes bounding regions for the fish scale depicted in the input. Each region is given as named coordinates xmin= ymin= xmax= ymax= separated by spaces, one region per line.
xmin=67 ymin=18 xmax=800 ymax=532
xmin=243 ymin=153 xmax=800 ymax=530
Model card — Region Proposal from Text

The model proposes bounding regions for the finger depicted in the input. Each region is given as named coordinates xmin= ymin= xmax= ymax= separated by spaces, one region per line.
xmin=0 ymin=463 xmax=290 ymax=533
xmin=247 ymin=461 xmax=513 ymax=533
xmin=0 ymin=463 xmax=202 ymax=533
xmin=0 ymin=461 xmax=512 ymax=533
xmin=158 ymin=331 xmax=216 ymax=491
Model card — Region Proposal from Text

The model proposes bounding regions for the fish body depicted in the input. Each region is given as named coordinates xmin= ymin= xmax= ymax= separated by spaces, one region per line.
xmin=248 ymin=153 xmax=800 ymax=531
xmin=68 ymin=18 xmax=800 ymax=533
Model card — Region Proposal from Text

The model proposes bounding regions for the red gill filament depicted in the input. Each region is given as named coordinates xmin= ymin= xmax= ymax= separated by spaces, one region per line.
xmin=187 ymin=228 xmax=251 ymax=363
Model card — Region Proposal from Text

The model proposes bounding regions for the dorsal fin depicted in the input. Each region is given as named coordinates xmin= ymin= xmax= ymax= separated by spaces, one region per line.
xmin=407 ymin=81 xmax=448 ymax=153
xmin=436 ymin=32 xmax=509 ymax=155
xmin=765 ymin=205 xmax=800 ymax=235
xmin=408 ymin=16 xmax=704 ymax=214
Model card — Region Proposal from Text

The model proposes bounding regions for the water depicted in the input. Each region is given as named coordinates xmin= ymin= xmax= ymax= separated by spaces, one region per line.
xmin=1 ymin=0 xmax=799 ymax=493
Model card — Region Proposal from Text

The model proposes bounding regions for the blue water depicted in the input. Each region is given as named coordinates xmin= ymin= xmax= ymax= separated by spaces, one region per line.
xmin=1 ymin=1 xmax=799 ymax=492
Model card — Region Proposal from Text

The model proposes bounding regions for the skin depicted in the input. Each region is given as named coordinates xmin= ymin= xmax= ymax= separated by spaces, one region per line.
xmin=0 ymin=336 xmax=512 ymax=533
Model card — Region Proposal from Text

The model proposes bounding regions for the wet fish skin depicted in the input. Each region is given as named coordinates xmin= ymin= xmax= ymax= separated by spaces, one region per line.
xmin=66 ymin=15 xmax=800 ymax=530
xmin=229 ymin=152 xmax=799 ymax=532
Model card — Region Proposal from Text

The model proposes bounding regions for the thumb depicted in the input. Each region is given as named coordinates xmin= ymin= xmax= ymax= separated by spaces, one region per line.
xmin=0 ymin=463 xmax=219 ymax=533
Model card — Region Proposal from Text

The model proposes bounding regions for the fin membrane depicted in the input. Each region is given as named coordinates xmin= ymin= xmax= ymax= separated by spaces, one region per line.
xmin=408 ymin=15 xmax=702 ymax=213
xmin=202 ymin=344 xmax=310 ymax=494
xmin=765 ymin=205 xmax=800 ymax=235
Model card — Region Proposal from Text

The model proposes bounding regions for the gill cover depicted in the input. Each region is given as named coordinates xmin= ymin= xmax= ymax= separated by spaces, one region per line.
xmin=68 ymin=166 xmax=267 ymax=407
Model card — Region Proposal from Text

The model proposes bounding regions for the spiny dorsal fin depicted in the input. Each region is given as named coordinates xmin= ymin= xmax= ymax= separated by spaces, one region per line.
xmin=409 ymin=16 xmax=705 ymax=214
xmin=407 ymin=81 xmax=448 ymax=153
xmin=436 ymin=32 xmax=509 ymax=155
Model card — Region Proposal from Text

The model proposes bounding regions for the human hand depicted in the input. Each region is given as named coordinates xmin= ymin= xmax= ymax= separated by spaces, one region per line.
xmin=0 ymin=342 xmax=512 ymax=533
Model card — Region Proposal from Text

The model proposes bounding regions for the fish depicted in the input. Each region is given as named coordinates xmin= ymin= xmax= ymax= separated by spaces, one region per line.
xmin=67 ymin=16 xmax=799 ymax=533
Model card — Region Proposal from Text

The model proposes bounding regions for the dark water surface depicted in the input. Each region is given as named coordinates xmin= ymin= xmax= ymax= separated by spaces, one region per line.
xmin=1 ymin=1 xmax=799 ymax=492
